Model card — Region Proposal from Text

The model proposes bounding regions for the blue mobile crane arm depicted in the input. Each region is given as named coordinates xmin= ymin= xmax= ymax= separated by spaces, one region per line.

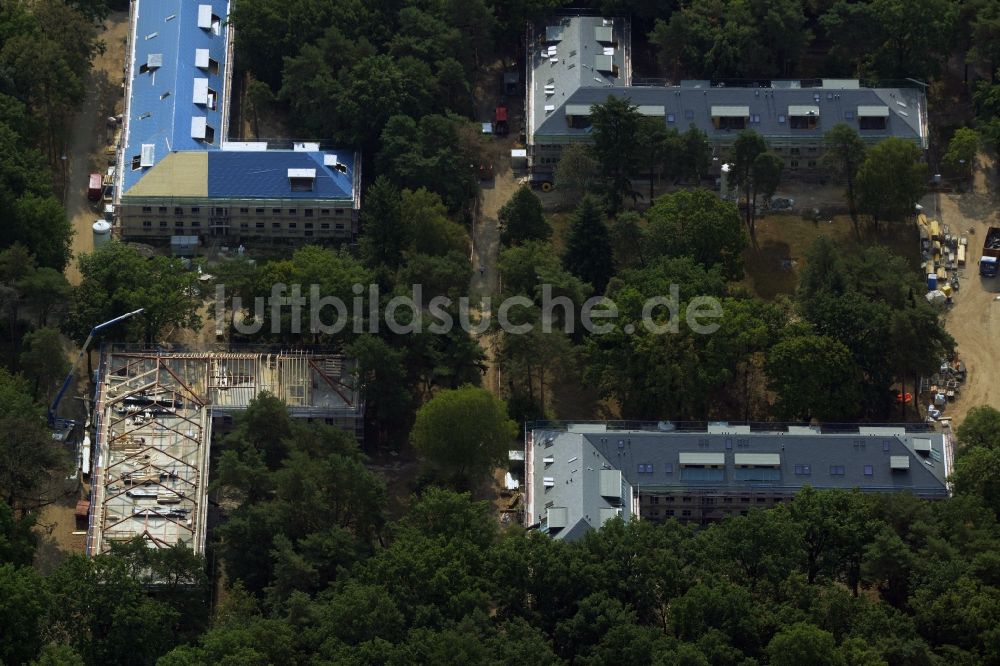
xmin=48 ymin=308 xmax=145 ymax=424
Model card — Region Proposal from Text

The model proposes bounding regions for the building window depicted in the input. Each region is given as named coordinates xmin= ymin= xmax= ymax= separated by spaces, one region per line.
xmin=681 ymin=510 xmax=691 ymax=517
xmin=239 ymin=207 xmax=249 ymax=214
xmin=190 ymin=221 xmax=200 ymax=227
xmin=790 ymin=160 xmax=799 ymax=168
xmin=666 ymin=509 xmax=675 ymax=517
xmin=682 ymin=496 xmax=692 ymax=503
xmin=320 ymin=209 xmax=331 ymax=216
xmin=637 ymin=463 xmax=653 ymax=473
xmin=240 ymin=222 xmax=248 ymax=229
xmin=305 ymin=222 xmax=313 ymax=229
xmin=664 ymin=463 xmax=673 ymax=474
xmin=191 ymin=207 xmax=200 ymax=214
xmin=272 ymin=223 xmax=280 ymax=229
xmin=650 ymin=496 xmax=659 ymax=504
xmin=159 ymin=221 xmax=167 ymax=227
xmin=790 ymin=147 xmax=800 ymax=155
xmin=808 ymin=160 xmax=817 ymax=168
xmin=272 ymin=209 xmax=281 ymax=215
xmin=142 ymin=220 xmax=152 ymax=227
xmin=335 ymin=208 xmax=345 ymax=215
xmin=255 ymin=222 xmax=265 ymax=229
xmin=288 ymin=222 xmax=297 ymax=229
xmin=667 ymin=113 xmax=675 ymax=123
xmin=723 ymin=497 xmax=733 ymax=503
xmin=320 ymin=223 xmax=330 ymax=230
xmin=864 ymin=465 xmax=874 ymax=476
xmin=751 ymin=114 xmax=761 ymax=123
xmin=794 ymin=465 xmax=811 ymax=475
xmin=288 ymin=208 xmax=297 ymax=215
xmin=883 ymin=440 xmax=891 ymax=452
xmin=256 ymin=208 xmax=264 ymax=214
xmin=859 ymin=116 xmax=887 ymax=130
xmin=756 ymin=497 xmax=766 ymax=503
xmin=335 ymin=223 xmax=344 ymax=230
xmin=304 ymin=209 xmax=314 ymax=217
xmin=158 ymin=206 xmax=167 ymax=213
xmin=685 ymin=109 xmax=694 ymax=120
xmin=174 ymin=207 xmax=183 ymax=215
xmin=214 ymin=207 xmax=227 ymax=215
xmin=790 ymin=115 xmax=819 ymax=130
xmin=175 ymin=220 xmax=183 ymax=227
xmin=829 ymin=465 xmax=846 ymax=476
xmin=777 ymin=114 xmax=786 ymax=124
xmin=142 ymin=206 xmax=152 ymax=212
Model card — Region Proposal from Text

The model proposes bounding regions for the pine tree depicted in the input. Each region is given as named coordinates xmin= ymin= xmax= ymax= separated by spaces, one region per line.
xmin=562 ymin=196 xmax=614 ymax=294
xmin=498 ymin=186 xmax=551 ymax=246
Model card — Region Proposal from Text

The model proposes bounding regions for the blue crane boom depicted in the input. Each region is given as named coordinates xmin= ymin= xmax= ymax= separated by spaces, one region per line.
xmin=48 ymin=308 xmax=145 ymax=424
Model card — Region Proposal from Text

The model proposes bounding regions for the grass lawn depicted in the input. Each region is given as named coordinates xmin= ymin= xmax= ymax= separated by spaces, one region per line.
xmin=740 ymin=213 xmax=920 ymax=300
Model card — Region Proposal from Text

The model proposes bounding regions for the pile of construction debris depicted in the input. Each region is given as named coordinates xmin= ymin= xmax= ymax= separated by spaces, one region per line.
xmin=919 ymin=213 xmax=965 ymax=306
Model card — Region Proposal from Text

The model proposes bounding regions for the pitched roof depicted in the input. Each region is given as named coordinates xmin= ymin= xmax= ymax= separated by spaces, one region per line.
xmin=123 ymin=148 xmax=358 ymax=202
xmin=207 ymin=151 xmax=355 ymax=200
xmin=122 ymin=0 xmax=230 ymax=193
xmin=528 ymin=426 xmax=949 ymax=540
xmin=527 ymin=15 xmax=927 ymax=148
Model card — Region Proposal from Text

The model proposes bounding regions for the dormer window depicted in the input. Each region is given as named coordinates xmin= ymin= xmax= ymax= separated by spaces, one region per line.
xmin=193 ymin=78 xmax=217 ymax=110
xmin=191 ymin=117 xmax=215 ymax=144
xmin=195 ymin=49 xmax=220 ymax=75
xmin=711 ymin=106 xmax=749 ymax=130
xmin=857 ymin=105 xmax=889 ymax=130
xmin=198 ymin=5 xmax=221 ymax=33
xmin=288 ymin=168 xmax=316 ymax=192
xmin=788 ymin=105 xmax=820 ymax=129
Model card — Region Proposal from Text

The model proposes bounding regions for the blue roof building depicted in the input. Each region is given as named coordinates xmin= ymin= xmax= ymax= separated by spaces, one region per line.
xmin=114 ymin=0 xmax=361 ymax=245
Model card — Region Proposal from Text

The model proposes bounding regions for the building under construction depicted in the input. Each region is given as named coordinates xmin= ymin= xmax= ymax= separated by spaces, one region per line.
xmin=86 ymin=348 xmax=362 ymax=557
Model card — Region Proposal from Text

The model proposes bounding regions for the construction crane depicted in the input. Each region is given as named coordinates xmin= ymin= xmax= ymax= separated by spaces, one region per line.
xmin=48 ymin=308 xmax=145 ymax=425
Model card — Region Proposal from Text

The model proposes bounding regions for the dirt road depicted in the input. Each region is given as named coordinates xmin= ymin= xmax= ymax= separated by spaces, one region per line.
xmin=471 ymin=158 xmax=519 ymax=396
xmin=63 ymin=11 xmax=130 ymax=285
xmin=937 ymin=152 xmax=1000 ymax=427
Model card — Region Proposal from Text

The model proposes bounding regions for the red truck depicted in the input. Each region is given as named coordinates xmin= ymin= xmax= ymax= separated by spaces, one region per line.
xmin=494 ymin=105 xmax=509 ymax=137
xmin=87 ymin=173 xmax=102 ymax=202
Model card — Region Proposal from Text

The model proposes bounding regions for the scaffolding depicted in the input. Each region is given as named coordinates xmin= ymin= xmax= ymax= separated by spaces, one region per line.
xmin=87 ymin=350 xmax=362 ymax=556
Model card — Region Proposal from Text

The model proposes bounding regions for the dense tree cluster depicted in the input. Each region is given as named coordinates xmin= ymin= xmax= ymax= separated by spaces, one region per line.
xmin=649 ymin=0 xmax=964 ymax=83
xmin=12 ymin=414 xmax=1000 ymax=665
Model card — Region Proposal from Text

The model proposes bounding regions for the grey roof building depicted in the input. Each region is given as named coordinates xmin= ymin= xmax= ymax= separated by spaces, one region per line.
xmin=524 ymin=423 xmax=951 ymax=540
xmin=526 ymin=15 xmax=928 ymax=171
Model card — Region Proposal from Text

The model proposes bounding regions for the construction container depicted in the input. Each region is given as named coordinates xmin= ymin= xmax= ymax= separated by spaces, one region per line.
xmin=927 ymin=273 xmax=937 ymax=290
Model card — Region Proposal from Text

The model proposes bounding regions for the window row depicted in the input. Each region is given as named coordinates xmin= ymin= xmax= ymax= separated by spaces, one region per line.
xmin=140 ymin=206 xmax=347 ymax=216
xmin=139 ymin=221 xmax=346 ymax=231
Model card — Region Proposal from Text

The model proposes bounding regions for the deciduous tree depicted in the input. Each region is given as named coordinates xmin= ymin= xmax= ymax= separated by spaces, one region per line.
xmin=410 ymin=385 xmax=517 ymax=488
xmin=823 ymin=124 xmax=867 ymax=237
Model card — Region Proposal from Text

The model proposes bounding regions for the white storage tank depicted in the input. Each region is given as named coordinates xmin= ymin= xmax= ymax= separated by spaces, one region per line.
xmin=92 ymin=220 xmax=112 ymax=248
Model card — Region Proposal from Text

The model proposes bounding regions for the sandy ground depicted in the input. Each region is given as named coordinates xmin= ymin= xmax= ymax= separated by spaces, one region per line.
xmin=31 ymin=13 xmax=130 ymax=563
xmin=63 ymin=11 xmax=130 ymax=285
xmin=472 ymin=158 xmax=518 ymax=397
xmin=935 ymin=152 xmax=1000 ymax=427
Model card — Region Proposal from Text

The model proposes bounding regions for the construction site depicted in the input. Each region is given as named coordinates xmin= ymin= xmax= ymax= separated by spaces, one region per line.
xmin=86 ymin=348 xmax=362 ymax=556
